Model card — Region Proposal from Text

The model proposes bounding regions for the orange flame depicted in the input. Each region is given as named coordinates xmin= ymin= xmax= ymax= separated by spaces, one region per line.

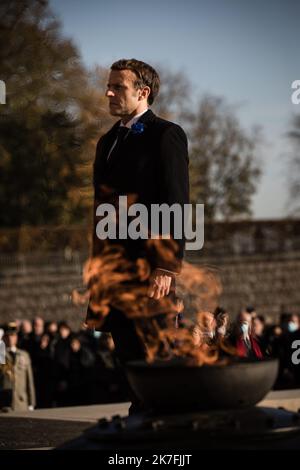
xmin=73 ymin=188 xmax=237 ymax=364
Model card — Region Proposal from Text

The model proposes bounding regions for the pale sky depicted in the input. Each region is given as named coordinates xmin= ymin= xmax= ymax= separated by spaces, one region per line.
xmin=50 ymin=0 xmax=300 ymax=219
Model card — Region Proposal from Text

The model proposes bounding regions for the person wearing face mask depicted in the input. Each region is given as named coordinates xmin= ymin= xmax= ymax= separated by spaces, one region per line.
xmin=233 ymin=311 xmax=263 ymax=359
xmin=286 ymin=314 xmax=300 ymax=387
xmin=286 ymin=314 xmax=300 ymax=333
xmin=279 ymin=313 xmax=300 ymax=388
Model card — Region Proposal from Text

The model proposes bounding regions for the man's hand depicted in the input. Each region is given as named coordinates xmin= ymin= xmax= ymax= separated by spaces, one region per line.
xmin=148 ymin=269 xmax=173 ymax=299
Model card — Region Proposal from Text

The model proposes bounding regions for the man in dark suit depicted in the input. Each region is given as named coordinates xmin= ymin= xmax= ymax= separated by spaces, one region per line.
xmin=87 ymin=59 xmax=189 ymax=369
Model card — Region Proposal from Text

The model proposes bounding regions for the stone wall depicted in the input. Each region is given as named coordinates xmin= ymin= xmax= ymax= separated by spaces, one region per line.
xmin=1 ymin=220 xmax=300 ymax=328
xmin=1 ymin=250 xmax=300 ymax=329
xmin=0 ymin=252 xmax=86 ymax=329
xmin=186 ymin=252 xmax=300 ymax=323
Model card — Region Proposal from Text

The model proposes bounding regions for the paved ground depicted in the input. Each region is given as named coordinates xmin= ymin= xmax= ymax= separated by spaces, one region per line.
xmin=3 ymin=401 xmax=130 ymax=422
xmin=0 ymin=391 xmax=299 ymax=450
xmin=0 ymin=417 xmax=92 ymax=450
xmin=0 ymin=402 xmax=130 ymax=450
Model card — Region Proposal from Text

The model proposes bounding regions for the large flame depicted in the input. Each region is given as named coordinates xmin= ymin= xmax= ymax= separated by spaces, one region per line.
xmin=73 ymin=188 xmax=237 ymax=365
xmin=73 ymin=239 xmax=237 ymax=365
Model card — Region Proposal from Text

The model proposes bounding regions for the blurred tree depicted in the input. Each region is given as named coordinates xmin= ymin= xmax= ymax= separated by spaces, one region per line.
xmin=0 ymin=0 xmax=108 ymax=227
xmin=151 ymin=70 xmax=262 ymax=221
xmin=152 ymin=66 xmax=191 ymax=121
xmin=186 ymin=96 xmax=262 ymax=220
xmin=287 ymin=113 xmax=300 ymax=215
xmin=1 ymin=110 xmax=83 ymax=226
xmin=0 ymin=1 xmax=262 ymax=229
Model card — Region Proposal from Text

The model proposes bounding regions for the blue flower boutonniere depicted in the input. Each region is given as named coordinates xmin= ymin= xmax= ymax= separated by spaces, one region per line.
xmin=131 ymin=122 xmax=145 ymax=135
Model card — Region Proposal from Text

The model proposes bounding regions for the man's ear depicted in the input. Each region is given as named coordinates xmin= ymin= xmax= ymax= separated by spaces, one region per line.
xmin=139 ymin=86 xmax=150 ymax=101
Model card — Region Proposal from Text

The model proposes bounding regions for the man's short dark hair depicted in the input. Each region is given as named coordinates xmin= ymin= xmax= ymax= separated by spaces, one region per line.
xmin=59 ymin=321 xmax=71 ymax=330
xmin=111 ymin=58 xmax=160 ymax=105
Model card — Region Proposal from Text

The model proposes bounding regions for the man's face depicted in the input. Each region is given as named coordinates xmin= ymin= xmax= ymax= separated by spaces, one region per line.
xmin=48 ymin=322 xmax=58 ymax=334
xmin=105 ymin=69 xmax=143 ymax=117
xmin=34 ymin=318 xmax=44 ymax=335
xmin=21 ymin=320 xmax=32 ymax=334
xmin=60 ymin=326 xmax=70 ymax=339
xmin=4 ymin=333 xmax=18 ymax=348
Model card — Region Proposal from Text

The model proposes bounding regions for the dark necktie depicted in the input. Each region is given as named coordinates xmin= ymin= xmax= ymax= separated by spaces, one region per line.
xmin=107 ymin=126 xmax=129 ymax=162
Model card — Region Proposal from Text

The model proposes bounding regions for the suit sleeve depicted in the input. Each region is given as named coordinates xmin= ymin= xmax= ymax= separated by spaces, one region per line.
xmin=157 ymin=124 xmax=189 ymax=273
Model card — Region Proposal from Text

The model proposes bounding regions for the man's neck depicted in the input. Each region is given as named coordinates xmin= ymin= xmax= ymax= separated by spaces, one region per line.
xmin=121 ymin=107 xmax=148 ymax=125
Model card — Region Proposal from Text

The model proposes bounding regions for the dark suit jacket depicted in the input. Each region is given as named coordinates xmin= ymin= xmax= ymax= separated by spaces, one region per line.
xmin=87 ymin=109 xmax=189 ymax=335
xmin=92 ymin=109 xmax=189 ymax=271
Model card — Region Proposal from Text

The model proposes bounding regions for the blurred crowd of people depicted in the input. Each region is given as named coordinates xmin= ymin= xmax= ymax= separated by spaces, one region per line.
xmin=1 ymin=307 xmax=300 ymax=412
xmin=0 ymin=317 xmax=128 ymax=411
xmin=191 ymin=306 xmax=300 ymax=389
